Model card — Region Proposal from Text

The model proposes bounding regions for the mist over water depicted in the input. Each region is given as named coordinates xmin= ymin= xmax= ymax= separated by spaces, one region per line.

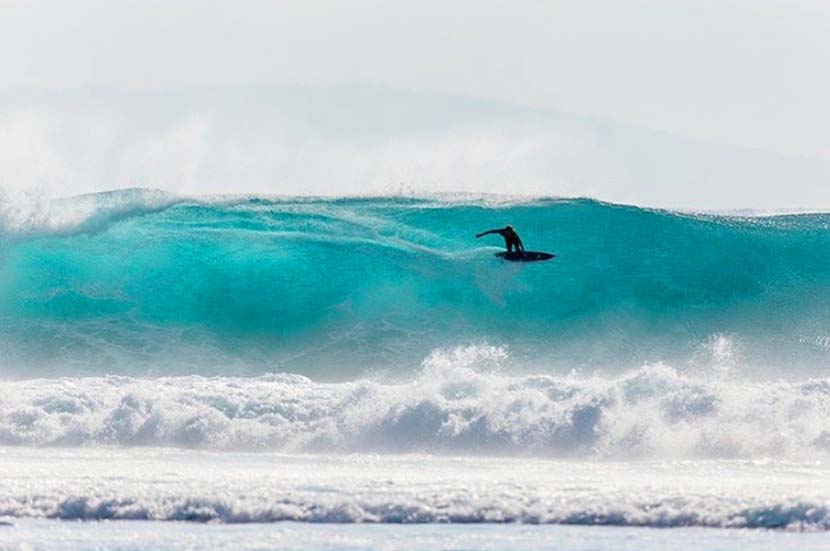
xmin=3 ymin=87 xmax=829 ymax=209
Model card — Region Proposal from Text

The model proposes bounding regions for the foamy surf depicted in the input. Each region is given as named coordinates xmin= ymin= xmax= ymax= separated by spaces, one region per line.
xmin=2 ymin=359 xmax=830 ymax=460
xmin=1 ymin=448 xmax=828 ymax=529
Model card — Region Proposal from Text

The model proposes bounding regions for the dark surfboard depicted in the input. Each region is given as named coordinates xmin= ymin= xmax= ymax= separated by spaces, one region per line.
xmin=495 ymin=251 xmax=555 ymax=262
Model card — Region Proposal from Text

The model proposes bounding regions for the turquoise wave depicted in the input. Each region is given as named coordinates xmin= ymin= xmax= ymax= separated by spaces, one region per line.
xmin=2 ymin=190 xmax=830 ymax=376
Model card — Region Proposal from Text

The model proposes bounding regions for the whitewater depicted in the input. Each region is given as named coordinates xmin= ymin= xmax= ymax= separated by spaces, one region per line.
xmin=2 ymin=190 xmax=830 ymax=547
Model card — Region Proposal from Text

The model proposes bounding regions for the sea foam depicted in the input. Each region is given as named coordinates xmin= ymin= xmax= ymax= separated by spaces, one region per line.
xmin=2 ymin=354 xmax=829 ymax=460
xmin=1 ymin=448 xmax=829 ymax=529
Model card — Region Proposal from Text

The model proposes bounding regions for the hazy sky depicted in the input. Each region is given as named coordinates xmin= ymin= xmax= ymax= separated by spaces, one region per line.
xmin=2 ymin=0 xmax=828 ymax=159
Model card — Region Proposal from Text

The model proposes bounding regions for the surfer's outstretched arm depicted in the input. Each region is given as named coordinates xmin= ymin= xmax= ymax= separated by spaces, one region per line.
xmin=476 ymin=229 xmax=503 ymax=238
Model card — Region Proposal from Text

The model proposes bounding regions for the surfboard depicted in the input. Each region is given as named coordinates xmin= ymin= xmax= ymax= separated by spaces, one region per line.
xmin=495 ymin=251 xmax=555 ymax=262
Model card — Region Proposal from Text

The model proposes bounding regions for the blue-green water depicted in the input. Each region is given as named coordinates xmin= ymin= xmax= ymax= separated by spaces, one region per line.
xmin=2 ymin=190 xmax=830 ymax=377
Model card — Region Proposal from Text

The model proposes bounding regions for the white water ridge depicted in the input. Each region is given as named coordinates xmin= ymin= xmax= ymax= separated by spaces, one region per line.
xmin=2 ymin=362 xmax=830 ymax=460
xmin=0 ymin=448 xmax=828 ymax=530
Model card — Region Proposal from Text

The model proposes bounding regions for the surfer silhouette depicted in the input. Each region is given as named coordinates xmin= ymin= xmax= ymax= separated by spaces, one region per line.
xmin=476 ymin=225 xmax=525 ymax=254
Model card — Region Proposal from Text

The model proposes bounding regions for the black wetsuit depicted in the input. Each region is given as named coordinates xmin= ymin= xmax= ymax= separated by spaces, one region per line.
xmin=476 ymin=227 xmax=525 ymax=253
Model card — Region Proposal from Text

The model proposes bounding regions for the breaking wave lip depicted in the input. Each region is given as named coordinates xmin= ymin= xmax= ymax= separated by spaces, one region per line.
xmin=0 ymin=187 xmax=183 ymax=237
xmin=0 ymin=187 xmax=563 ymax=237
xmin=2 ymin=347 xmax=830 ymax=459
xmin=1 ymin=186 xmax=755 ymax=241
xmin=4 ymin=186 xmax=779 ymax=239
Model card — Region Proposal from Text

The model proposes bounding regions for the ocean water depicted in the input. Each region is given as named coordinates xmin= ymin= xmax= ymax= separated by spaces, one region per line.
xmin=2 ymin=190 xmax=830 ymax=549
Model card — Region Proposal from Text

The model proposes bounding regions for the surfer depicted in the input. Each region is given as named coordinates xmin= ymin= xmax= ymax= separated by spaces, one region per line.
xmin=476 ymin=225 xmax=525 ymax=254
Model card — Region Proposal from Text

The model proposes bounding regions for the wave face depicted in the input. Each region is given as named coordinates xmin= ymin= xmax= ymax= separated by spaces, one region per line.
xmin=3 ymin=190 xmax=830 ymax=377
